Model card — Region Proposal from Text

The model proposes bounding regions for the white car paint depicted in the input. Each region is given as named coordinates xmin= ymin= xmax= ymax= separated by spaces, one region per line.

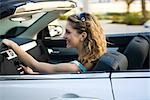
xmin=0 ymin=73 xmax=113 ymax=100
xmin=112 ymin=72 xmax=150 ymax=100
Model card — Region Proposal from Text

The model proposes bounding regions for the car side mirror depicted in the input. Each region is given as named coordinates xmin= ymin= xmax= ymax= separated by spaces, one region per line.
xmin=48 ymin=25 xmax=63 ymax=37
xmin=144 ymin=20 xmax=150 ymax=28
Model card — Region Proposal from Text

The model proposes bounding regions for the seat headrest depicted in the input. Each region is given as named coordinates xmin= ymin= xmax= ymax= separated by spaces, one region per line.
xmin=92 ymin=51 xmax=128 ymax=71
xmin=123 ymin=35 xmax=149 ymax=69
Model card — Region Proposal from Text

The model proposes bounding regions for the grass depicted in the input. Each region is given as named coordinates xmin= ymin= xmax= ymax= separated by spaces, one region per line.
xmin=59 ymin=15 xmax=68 ymax=20
xmin=95 ymin=12 xmax=150 ymax=25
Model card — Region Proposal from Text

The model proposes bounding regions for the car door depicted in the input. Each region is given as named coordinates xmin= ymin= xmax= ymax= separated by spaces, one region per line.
xmin=0 ymin=72 xmax=114 ymax=100
xmin=111 ymin=70 xmax=150 ymax=100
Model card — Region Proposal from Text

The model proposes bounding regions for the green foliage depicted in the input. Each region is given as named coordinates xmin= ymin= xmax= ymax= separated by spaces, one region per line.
xmin=147 ymin=11 xmax=150 ymax=18
xmin=96 ymin=12 xmax=150 ymax=25
xmin=106 ymin=12 xmax=126 ymax=16
xmin=59 ymin=15 xmax=68 ymax=20
xmin=122 ymin=13 xmax=145 ymax=25
xmin=95 ymin=14 xmax=113 ymax=20
xmin=111 ymin=15 xmax=124 ymax=23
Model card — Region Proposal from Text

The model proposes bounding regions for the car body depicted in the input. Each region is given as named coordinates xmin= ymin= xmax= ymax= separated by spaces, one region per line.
xmin=0 ymin=0 xmax=150 ymax=100
xmin=144 ymin=20 xmax=150 ymax=28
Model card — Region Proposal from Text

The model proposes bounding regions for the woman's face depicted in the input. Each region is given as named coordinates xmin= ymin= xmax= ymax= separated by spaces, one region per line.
xmin=64 ymin=22 xmax=82 ymax=48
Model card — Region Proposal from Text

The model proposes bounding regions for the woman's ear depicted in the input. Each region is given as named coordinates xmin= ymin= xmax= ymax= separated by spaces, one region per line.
xmin=80 ymin=32 xmax=87 ymax=41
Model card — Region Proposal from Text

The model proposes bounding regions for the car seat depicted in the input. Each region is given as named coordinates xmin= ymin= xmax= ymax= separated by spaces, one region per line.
xmin=92 ymin=51 xmax=128 ymax=71
xmin=123 ymin=35 xmax=149 ymax=69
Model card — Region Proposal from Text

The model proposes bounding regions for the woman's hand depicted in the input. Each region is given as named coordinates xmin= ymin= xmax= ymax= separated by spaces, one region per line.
xmin=2 ymin=39 xmax=17 ymax=48
xmin=18 ymin=65 xmax=39 ymax=74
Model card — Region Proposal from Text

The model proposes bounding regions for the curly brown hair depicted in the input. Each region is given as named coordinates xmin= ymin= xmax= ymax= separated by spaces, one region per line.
xmin=67 ymin=12 xmax=107 ymax=65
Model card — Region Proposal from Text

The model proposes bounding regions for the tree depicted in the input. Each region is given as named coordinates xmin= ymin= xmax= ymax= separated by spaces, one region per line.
xmin=125 ymin=0 xmax=135 ymax=13
xmin=141 ymin=0 xmax=147 ymax=19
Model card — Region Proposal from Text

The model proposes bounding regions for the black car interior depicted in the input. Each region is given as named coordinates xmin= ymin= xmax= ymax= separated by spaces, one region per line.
xmin=38 ymin=31 xmax=150 ymax=71
xmin=92 ymin=51 xmax=128 ymax=71
xmin=123 ymin=35 xmax=149 ymax=70
xmin=0 ymin=39 xmax=50 ymax=74
xmin=0 ymin=26 xmax=149 ymax=74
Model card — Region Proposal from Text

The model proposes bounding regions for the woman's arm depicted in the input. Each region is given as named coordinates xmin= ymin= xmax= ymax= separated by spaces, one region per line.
xmin=18 ymin=65 xmax=40 ymax=74
xmin=2 ymin=39 xmax=79 ymax=73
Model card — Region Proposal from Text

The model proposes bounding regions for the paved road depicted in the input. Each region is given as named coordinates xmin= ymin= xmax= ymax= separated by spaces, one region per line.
xmin=99 ymin=20 xmax=150 ymax=34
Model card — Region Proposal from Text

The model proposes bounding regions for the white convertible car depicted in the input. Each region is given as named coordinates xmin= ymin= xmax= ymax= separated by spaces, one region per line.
xmin=0 ymin=0 xmax=149 ymax=100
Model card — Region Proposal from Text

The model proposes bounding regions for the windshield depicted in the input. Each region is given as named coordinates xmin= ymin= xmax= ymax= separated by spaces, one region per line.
xmin=0 ymin=12 xmax=46 ymax=37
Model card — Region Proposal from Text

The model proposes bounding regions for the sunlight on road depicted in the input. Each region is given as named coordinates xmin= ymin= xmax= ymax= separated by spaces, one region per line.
xmin=100 ymin=20 xmax=150 ymax=34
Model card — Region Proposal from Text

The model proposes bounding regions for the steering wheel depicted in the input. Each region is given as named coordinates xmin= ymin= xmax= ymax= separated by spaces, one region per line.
xmin=0 ymin=42 xmax=8 ymax=62
xmin=0 ymin=41 xmax=22 ymax=74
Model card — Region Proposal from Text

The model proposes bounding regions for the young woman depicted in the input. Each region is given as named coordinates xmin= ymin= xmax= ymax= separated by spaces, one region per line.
xmin=2 ymin=12 xmax=107 ymax=74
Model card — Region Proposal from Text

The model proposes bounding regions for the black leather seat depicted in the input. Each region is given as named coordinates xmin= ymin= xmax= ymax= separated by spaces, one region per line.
xmin=92 ymin=51 xmax=128 ymax=71
xmin=123 ymin=35 xmax=149 ymax=69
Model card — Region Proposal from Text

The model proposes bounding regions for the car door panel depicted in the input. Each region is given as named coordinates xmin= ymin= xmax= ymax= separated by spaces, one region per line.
xmin=43 ymin=39 xmax=78 ymax=63
xmin=43 ymin=39 xmax=66 ymax=48
xmin=111 ymin=71 xmax=150 ymax=100
xmin=48 ymin=47 xmax=78 ymax=63
xmin=0 ymin=73 xmax=114 ymax=100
